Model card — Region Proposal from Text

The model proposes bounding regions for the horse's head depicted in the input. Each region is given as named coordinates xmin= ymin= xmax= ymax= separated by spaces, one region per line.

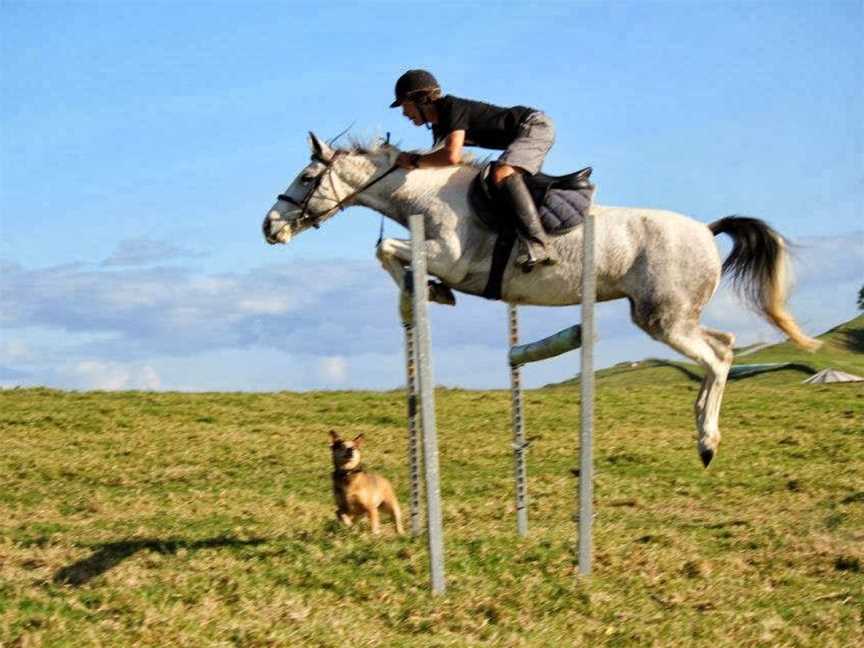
xmin=262 ymin=132 xmax=399 ymax=245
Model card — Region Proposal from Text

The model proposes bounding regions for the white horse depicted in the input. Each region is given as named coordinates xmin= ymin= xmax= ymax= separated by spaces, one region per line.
xmin=262 ymin=133 xmax=820 ymax=467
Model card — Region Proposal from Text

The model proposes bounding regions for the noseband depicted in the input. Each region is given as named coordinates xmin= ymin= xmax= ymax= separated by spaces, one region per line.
xmin=273 ymin=151 xmax=399 ymax=238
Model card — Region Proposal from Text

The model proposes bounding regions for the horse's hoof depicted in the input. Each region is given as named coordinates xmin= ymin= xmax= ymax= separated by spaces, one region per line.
xmin=700 ymin=448 xmax=714 ymax=468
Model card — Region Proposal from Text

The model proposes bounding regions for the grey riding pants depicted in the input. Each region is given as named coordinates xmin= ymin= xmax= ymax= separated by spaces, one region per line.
xmin=497 ymin=111 xmax=555 ymax=175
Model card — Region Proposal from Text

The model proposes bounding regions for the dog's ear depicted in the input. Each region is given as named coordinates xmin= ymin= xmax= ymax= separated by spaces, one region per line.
xmin=352 ymin=433 xmax=364 ymax=447
xmin=329 ymin=430 xmax=341 ymax=445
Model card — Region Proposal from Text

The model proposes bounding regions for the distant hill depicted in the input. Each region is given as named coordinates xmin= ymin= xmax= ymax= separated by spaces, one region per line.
xmin=551 ymin=313 xmax=864 ymax=388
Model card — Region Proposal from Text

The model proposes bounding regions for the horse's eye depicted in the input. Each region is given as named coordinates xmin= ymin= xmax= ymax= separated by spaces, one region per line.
xmin=300 ymin=174 xmax=314 ymax=184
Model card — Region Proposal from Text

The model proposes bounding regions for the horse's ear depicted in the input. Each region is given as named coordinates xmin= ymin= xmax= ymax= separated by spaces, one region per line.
xmin=309 ymin=132 xmax=335 ymax=163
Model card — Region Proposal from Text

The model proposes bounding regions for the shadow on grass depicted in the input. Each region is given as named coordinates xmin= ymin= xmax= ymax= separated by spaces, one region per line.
xmin=53 ymin=536 xmax=266 ymax=586
xmin=650 ymin=360 xmax=703 ymax=382
xmin=653 ymin=360 xmax=819 ymax=382
xmin=842 ymin=327 xmax=864 ymax=353
xmin=729 ymin=362 xmax=816 ymax=379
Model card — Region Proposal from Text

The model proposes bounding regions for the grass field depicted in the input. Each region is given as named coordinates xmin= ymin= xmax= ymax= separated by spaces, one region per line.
xmin=1 ymin=320 xmax=862 ymax=646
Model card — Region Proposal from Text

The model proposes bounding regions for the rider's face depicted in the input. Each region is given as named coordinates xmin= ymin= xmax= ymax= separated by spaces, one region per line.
xmin=401 ymin=101 xmax=425 ymax=126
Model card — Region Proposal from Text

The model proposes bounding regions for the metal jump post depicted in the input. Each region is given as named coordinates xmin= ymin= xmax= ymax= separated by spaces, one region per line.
xmin=506 ymin=209 xmax=596 ymax=575
xmin=402 ymin=213 xmax=446 ymax=595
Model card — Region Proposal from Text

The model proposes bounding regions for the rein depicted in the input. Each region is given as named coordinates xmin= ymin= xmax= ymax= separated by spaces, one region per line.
xmin=276 ymin=152 xmax=400 ymax=233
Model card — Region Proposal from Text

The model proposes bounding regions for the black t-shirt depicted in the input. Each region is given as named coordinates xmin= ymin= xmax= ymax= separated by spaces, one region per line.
xmin=431 ymin=95 xmax=535 ymax=150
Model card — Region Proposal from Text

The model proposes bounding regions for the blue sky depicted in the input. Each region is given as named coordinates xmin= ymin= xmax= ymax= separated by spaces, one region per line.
xmin=1 ymin=1 xmax=862 ymax=391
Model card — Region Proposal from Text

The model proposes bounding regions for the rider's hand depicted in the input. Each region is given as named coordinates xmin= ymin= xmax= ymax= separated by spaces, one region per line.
xmin=396 ymin=152 xmax=421 ymax=170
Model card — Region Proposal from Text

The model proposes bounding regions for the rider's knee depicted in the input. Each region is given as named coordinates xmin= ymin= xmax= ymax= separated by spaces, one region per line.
xmin=491 ymin=163 xmax=519 ymax=187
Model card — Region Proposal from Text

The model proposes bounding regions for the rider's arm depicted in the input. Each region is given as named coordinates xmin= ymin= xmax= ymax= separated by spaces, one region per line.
xmin=397 ymin=130 xmax=465 ymax=169
xmin=422 ymin=130 xmax=465 ymax=167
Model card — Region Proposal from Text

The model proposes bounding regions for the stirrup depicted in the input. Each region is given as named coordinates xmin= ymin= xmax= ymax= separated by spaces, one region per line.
xmin=516 ymin=241 xmax=558 ymax=274
xmin=516 ymin=240 xmax=556 ymax=272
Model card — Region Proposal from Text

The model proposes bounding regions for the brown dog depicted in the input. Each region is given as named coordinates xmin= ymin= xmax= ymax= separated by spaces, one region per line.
xmin=329 ymin=431 xmax=404 ymax=535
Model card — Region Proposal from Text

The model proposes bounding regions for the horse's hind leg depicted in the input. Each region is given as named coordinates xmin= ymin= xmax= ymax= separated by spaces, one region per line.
xmin=696 ymin=326 xmax=735 ymax=463
xmin=665 ymin=325 xmax=731 ymax=466
xmin=703 ymin=327 xmax=736 ymax=356
xmin=631 ymin=302 xmax=733 ymax=466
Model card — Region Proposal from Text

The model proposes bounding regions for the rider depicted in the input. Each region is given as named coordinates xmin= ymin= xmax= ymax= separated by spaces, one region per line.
xmin=390 ymin=69 xmax=557 ymax=270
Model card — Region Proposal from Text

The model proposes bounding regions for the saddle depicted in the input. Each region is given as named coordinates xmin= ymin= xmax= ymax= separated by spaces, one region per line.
xmin=470 ymin=163 xmax=596 ymax=301
xmin=469 ymin=163 xmax=595 ymax=236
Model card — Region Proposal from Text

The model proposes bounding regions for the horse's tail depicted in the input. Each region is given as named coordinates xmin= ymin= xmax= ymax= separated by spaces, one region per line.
xmin=709 ymin=216 xmax=821 ymax=351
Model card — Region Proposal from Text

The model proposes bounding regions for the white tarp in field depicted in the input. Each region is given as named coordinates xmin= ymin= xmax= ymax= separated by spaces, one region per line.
xmin=801 ymin=368 xmax=864 ymax=384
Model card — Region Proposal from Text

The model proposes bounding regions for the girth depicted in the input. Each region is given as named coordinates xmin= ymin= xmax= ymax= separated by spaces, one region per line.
xmin=471 ymin=163 xmax=595 ymax=300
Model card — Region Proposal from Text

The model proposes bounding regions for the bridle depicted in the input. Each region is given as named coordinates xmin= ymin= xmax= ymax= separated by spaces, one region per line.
xmin=271 ymin=151 xmax=399 ymax=242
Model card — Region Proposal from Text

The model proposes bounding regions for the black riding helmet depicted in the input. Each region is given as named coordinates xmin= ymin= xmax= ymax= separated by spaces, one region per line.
xmin=389 ymin=69 xmax=441 ymax=108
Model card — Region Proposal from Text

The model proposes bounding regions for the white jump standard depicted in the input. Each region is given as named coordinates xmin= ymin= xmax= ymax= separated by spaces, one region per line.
xmin=508 ymin=305 xmax=529 ymax=538
xmin=401 ymin=299 xmax=423 ymax=538
xmin=506 ymin=208 xmax=596 ymax=575
xmin=402 ymin=213 xmax=446 ymax=595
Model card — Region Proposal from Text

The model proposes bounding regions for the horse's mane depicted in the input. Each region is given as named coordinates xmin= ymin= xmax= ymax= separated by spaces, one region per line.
xmin=343 ymin=135 xmax=482 ymax=169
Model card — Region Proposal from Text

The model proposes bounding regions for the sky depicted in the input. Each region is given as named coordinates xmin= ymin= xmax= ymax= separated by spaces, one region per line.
xmin=1 ymin=1 xmax=862 ymax=392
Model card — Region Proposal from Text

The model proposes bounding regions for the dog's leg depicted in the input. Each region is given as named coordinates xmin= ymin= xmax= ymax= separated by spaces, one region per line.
xmin=367 ymin=506 xmax=381 ymax=535
xmin=381 ymin=489 xmax=404 ymax=535
xmin=391 ymin=500 xmax=404 ymax=536
xmin=337 ymin=510 xmax=353 ymax=527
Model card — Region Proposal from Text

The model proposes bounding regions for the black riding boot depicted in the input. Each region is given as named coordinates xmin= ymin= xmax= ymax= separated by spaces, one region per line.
xmin=501 ymin=173 xmax=557 ymax=271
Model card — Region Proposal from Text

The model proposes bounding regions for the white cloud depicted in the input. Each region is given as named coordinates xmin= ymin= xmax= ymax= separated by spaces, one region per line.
xmin=316 ymin=356 xmax=349 ymax=385
xmin=61 ymin=360 xmax=161 ymax=391
xmin=237 ymin=297 xmax=294 ymax=315
xmin=138 ymin=366 xmax=162 ymax=390
xmin=790 ymin=233 xmax=864 ymax=283
xmin=0 ymin=260 xmax=392 ymax=357
xmin=101 ymin=238 xmax=205 ymax=267
xmin=0 ymin=339 xmax=32 ymax=363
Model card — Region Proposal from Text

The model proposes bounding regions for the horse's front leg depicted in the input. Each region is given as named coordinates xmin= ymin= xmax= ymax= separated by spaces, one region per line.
xmin=375 ymin=240 xmax=414 ymax=323
xmin=376 ymin=238 xmax=410 ymax=292
xmin=376 ymin=238 xmax=457 ymax=307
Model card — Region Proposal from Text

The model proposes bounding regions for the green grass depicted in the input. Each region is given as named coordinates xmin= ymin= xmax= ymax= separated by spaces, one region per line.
xmin=1 ymin=366 xmax=862 ymax=646
xmin=1 ymin=317 xmax=862 ymax=645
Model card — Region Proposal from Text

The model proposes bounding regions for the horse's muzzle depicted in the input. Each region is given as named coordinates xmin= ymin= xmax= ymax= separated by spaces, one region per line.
xmin=263 ymin=212 xmax=292 ymax=245
xmin=261 ymin=210 xmax=293 ymax=245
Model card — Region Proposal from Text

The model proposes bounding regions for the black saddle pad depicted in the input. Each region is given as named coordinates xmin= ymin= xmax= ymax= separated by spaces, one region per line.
xmin=469 ymin=163 xmax=595 ymax=236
